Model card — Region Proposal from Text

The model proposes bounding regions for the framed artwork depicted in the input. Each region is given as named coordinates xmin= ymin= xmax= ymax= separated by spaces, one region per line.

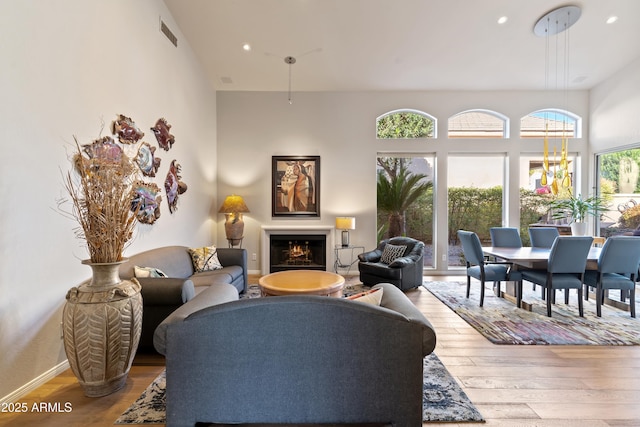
xmin=272 ymin=155 xmax=320 ymax=217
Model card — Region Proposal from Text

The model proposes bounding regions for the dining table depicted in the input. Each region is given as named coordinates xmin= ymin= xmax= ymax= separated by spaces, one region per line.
xmin=479 ymin=245 xmax=628 ymax=312
xmin=482 ymin=246 xmax=601 ymax=270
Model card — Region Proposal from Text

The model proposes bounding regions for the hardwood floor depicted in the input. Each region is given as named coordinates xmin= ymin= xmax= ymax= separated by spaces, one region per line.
xmin=2 ymin=275 xmax=639 ymax=426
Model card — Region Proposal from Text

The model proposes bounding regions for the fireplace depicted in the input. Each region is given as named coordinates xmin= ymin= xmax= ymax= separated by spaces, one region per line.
xmin=269 ymin=235 xmax=326 ymax=272
xmin=261 ymin=226 xmax=334 ymax=275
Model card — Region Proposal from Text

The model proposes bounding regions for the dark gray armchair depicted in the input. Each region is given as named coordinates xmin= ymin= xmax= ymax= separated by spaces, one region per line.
xmin=358 ymin=237 xmax=425 ymax=291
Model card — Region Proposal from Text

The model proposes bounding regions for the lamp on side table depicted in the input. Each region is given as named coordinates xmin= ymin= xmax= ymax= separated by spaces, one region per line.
xmin=335 ymin=216 xmax=356 ymax=247
xmin=219 ymin=194 xmax=250 ymax=248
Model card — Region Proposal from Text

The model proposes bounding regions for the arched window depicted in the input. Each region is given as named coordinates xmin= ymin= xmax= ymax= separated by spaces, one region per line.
xmin=448 ymin=109 xmax=509 ymax=138
xmin=520 ymin=109 xmax=581 ymax=138
xmin=376 ymin=109 xmax=436 ymax=139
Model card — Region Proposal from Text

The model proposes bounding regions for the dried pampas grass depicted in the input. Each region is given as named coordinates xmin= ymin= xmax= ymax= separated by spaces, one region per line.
xmin=62 ymin=136 xmax=139 ymax=263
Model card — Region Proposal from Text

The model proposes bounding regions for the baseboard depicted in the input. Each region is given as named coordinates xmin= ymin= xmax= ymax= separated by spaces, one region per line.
xmin=0 ymin=360 xmax=69 ymax=404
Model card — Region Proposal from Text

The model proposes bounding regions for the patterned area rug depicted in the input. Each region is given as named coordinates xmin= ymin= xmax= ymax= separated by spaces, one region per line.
xmin=424 ymin=281 xmax=640 ymax=345
xmin=114 ymin=353 xmax=484 ymax=424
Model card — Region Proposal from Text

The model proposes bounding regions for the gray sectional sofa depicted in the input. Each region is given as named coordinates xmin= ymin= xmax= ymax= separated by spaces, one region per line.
xmin=154 ymin=282 xmax=436 ymax=426
xmin=118 ymin=245 xmax=247 ymax=351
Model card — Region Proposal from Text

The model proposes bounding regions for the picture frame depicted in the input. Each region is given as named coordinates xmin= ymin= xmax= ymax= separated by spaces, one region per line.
xmin=272 ymin=155 xmax=320 ymax=217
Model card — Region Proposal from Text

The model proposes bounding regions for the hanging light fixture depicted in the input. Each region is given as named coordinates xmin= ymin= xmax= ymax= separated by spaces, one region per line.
xmin=284 ymin=56 xmax=296 ymax=104
xmin=534 ymin=5 xmax=581 ymax=196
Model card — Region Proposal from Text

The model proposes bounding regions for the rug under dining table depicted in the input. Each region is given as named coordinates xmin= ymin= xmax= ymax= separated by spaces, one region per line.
xmin=424 ymin=280 xmax=640 ymax=345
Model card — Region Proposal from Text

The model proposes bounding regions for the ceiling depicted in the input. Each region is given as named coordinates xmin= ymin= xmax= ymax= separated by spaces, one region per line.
xmin=162 ymin=0 xmax=640 ymax=92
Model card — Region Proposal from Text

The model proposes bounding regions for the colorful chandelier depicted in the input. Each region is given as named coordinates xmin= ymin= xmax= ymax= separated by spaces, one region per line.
xmin=535 ymin=6 xmax=580 ymax=196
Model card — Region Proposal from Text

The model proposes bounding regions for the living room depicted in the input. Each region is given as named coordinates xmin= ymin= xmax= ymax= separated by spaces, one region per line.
xmin=2 ymin=0 xmax=640 ymax=425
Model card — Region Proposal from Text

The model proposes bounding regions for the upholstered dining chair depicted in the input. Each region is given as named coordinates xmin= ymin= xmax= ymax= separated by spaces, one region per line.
xmin=583 ymin=236 xmax=640 ymax=318
xmin=490 ymin=227 xmax=523 ymax=248
xmin=457 ymin=230 xmax=521 ymax=307
xmin=520 ymin=236 xmax=593 ymax=317
xmin=528 ymin=227 xmax=560 ymax=248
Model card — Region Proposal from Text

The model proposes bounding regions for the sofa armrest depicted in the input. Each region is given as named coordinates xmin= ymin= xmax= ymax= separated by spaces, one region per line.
xmin=216 ymin=248 xmax=246 ymax=267
xmin=358 ymin=249 xmax=382 ymax=263
xmin=216 ymin=248 xmax=248 ymax=290
xmin=388 ymin=256 xmax=414 ymax=268
xmin=373 ymin=283 xmax=437 ymax=356
xmin=154 ymin=282 xmax=239 ymax=355
xmin=136 ymin=278 xmax=195 ymax=305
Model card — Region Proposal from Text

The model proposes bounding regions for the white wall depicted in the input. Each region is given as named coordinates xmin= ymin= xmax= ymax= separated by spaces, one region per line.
xmin=0 ymin=0 xmax=217 ymax=400
xmin=590 ymin=56 xmax=640 ymax=154
xmin=216 ymin=90 xmax=590 ymax=273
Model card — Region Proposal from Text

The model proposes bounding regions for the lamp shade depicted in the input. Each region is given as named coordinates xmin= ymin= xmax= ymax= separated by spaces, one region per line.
xmin=335 ymin=217 xmax=355 ymax=230
xmin=218 ymin=195 xmax=250 ymax=213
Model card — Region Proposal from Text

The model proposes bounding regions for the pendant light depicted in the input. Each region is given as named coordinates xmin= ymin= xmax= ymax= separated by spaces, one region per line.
xmin=534 ymin=5 xmax=580 ymax=195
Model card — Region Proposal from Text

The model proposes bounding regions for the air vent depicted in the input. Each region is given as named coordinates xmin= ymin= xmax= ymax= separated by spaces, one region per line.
xmin=160 ymin=19 xmax=177 ymax=47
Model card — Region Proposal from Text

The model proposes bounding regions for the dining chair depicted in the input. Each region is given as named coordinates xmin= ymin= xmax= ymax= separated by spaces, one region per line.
xmin=520 ymin=236 xmax=594 ymax=317
xmin=457 ymin=230 xmax=521 ymax=307
xmin=528 ymin=227 xmax=560 ymax=248
xmin=490 ymin=227 xmax=523 ymax=248
xmin=583 ymin=236 xmax=640 ymax=318
xmin=491 ymin=226 xmax=546 ymax=298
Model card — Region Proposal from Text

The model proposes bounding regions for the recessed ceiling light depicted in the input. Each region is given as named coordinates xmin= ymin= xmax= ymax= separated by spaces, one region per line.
xmin=606 ymin=16 xmax=618 ymax=24
xmin=242 ymin=43 xmax=251 ymax=51
xmin=497 ymin=16 xmax=508 ymax=25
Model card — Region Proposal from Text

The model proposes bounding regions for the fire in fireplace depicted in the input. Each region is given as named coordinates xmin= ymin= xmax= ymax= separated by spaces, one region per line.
xmin=269 ymin=234 xmax=326 ymax=272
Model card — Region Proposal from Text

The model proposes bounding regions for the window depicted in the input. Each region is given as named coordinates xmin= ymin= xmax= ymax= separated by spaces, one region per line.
xmin=376 ymin=109 xmax=435 ymax=139
xmin=596 ymin=146 xmax=640 ymax=237
xmin=376 ymin=155 xmax=435 ymax=268
xmin=448 ymin=109 xmax=508 ymax=138
xmin=518 ymin=154 xmax=576 ymax=244
xmin=520 ymin=109 xmax=581 ymax=138
xmin=448 ymin=155 xmax=505 ymax=267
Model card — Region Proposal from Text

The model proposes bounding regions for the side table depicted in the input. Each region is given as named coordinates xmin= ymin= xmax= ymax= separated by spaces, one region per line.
xmin=334 ymin=245 xmax=365 ymax=274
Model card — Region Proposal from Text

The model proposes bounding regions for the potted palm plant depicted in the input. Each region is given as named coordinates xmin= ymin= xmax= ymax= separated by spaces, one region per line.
xmin=548 ymin=193 xmax=607 ymax=236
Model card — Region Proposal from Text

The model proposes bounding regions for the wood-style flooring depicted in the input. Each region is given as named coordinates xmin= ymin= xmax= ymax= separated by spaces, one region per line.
xmin=2 ymin=275 xmax=639 ymax=426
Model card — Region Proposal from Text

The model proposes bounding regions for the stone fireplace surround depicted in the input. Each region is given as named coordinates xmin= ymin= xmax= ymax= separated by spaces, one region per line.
xmin=261 ymin=225 xmax=335 ymax=275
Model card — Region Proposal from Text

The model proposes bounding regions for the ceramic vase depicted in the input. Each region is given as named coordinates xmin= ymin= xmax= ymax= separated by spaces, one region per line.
xmin=571 ymin=222 xmax=589 ymax=236
xmin=62 ymin=259 xmax=142 ymax=397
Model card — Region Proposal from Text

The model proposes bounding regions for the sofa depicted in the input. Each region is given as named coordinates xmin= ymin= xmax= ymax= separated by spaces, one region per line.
xmin=118 ymin=245 xmax=247 ymax=351
xmin=154 ymin=282 xmax=436 ymax=427
xmin=358 ymin=237 xmax=425 ymax=291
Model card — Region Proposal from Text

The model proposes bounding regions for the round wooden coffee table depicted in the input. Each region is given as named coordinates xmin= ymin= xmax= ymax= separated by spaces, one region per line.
xmin=258 ymin=270 xmax=345 ymax=297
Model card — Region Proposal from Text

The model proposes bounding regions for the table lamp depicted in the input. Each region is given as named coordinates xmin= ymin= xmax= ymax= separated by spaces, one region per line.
xmin=218 ymin=195 xmax=250 ymax=247
xmin=335 ymin=217 xmax=355 ymax=247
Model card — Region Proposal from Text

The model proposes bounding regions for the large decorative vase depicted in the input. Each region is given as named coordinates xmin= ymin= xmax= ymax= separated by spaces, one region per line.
xmin=62 ymin=259 xmax=142 ymax=397
xmin=571 ymin=222 xmax=589 ymax=236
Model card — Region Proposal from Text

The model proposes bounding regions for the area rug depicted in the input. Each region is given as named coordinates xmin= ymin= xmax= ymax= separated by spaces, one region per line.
xmin=424 ymin=281 xmax=640 ymax=345
xmin=114 ymin=352 xmax=484 ymax=424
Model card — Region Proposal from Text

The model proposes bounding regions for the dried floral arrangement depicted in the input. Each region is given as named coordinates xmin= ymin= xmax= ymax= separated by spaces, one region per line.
xmin=60 ymin=114 xmax=178 ymax=263
xmin=63 ymin=134 xmax=141 ymax=263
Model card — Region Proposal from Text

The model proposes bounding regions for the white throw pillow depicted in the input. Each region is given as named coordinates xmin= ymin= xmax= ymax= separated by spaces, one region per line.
xmin=347 ymin=288 xmax=383 ymax=306
xmin=134 ymin=266 xmax=168 ymax=278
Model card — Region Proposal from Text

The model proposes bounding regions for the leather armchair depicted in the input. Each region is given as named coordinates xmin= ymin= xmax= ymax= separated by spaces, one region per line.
xmin=358 ymin=237 xmax=425 ymax=291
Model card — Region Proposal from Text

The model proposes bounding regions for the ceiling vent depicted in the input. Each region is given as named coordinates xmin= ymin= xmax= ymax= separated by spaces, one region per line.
xmin=160 ymin=19 xmax=177 ymax=47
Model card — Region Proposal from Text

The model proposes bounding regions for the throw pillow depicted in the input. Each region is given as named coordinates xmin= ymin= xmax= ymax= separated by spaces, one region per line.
xmin=188 ymin=245 xmax=223 ymax=272
xmin=347 ymin=288 xmax=383 ymax=306
xmin=380 ymin=244 xmax=407 ymax=264
xmin=133 ymin=266 xmax=168 ymax=278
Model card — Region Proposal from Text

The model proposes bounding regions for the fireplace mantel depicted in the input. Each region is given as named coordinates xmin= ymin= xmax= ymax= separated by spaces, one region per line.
xmin=261 ymin=225 xmax=335 ymax=275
